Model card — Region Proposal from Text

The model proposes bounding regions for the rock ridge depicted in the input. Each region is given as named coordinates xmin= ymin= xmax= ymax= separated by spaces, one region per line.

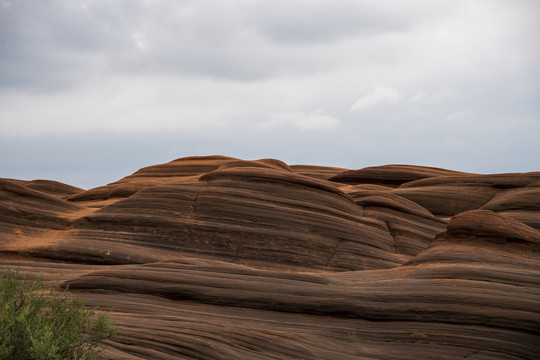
xmin=1 ymin=156 xmax=539 ymax=359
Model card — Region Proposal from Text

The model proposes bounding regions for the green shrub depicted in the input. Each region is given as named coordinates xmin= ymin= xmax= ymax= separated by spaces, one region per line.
xmin=0 ymin=269 xmax=117 ymax=360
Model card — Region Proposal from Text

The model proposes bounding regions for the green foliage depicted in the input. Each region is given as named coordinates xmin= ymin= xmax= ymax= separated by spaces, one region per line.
xmin=0 ymin=269 xmax=117 ymax=360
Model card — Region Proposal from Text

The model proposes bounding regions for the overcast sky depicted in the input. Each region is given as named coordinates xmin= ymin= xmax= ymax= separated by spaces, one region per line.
xmin=1 ymin=0 xmax=539 ymax=189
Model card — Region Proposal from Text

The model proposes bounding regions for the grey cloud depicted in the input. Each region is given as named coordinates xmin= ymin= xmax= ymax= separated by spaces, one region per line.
xmin=0 ymin=0 xmax=127 ymax=90
xmin=242 ymin=0 xmax=459 ymax=44
xmin=0 ymin=0 xmax=464 ymax=89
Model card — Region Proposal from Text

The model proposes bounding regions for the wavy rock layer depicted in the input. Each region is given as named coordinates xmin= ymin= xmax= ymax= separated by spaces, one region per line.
xmin=1 ymin=157 xmax=539 ymax=359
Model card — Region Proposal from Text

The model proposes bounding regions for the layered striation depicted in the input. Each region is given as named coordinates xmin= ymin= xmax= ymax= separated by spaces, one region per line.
xmin=1 ymin=156 xmax=539 ymax=359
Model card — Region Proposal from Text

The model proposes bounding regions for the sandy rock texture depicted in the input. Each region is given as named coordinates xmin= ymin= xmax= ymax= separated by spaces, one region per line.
xmin=1 ymin=156 xmax=539 ymax=359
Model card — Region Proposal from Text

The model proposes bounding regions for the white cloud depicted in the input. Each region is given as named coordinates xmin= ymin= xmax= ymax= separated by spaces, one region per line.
xmin=262 ymin=111 xmax=340 ymax=131
xmin=446 ymin=110 xmax=472 ymax=122
xmin=350 ymin=83 xmax=403 ymax=111
xmin=0 ymin=74 xmax=341 ymax=136
xmin=131 ymin=32 xmax=147 ymax=50
xmin=408 ymin=87 xmax=454 ymax=104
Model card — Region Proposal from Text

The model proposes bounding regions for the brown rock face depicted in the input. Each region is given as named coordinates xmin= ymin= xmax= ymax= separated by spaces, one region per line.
xmin=1 ymin=157 xmax=539 ymax=359
xmin=328 ymin=164 xmax=467 ymax=186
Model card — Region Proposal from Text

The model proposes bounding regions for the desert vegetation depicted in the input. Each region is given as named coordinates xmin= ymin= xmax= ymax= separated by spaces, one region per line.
xmin=0 ymin=269 xmax=116 ymax=360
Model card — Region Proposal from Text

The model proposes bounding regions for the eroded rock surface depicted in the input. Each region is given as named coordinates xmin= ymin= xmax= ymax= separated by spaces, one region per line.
xmin=1 ymin=156 xmax=539 ymax=359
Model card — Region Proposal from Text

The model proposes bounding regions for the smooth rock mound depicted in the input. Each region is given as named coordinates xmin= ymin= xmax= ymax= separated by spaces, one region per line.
xmin=1 ymin=156 xmax=538 ymax=360
xmin=329 ymin=164 xmax=466 ymax=186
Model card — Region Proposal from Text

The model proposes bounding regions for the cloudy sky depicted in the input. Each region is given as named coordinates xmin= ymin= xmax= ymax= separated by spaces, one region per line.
xmin=1 ymin=0 xmax=539 ymax=189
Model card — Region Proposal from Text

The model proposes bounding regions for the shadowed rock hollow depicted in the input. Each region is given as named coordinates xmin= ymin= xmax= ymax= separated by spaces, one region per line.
xmin=1 ymin=156 xmax=539 ymax=359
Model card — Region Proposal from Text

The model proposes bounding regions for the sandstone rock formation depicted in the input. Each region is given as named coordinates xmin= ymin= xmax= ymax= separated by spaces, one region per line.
xmin=1 ymin=156 xmax=539 ymax=359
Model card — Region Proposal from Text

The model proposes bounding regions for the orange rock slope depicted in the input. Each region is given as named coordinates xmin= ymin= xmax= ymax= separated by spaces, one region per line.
xmin=1 ymin=156 xmax=539 ymax=359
